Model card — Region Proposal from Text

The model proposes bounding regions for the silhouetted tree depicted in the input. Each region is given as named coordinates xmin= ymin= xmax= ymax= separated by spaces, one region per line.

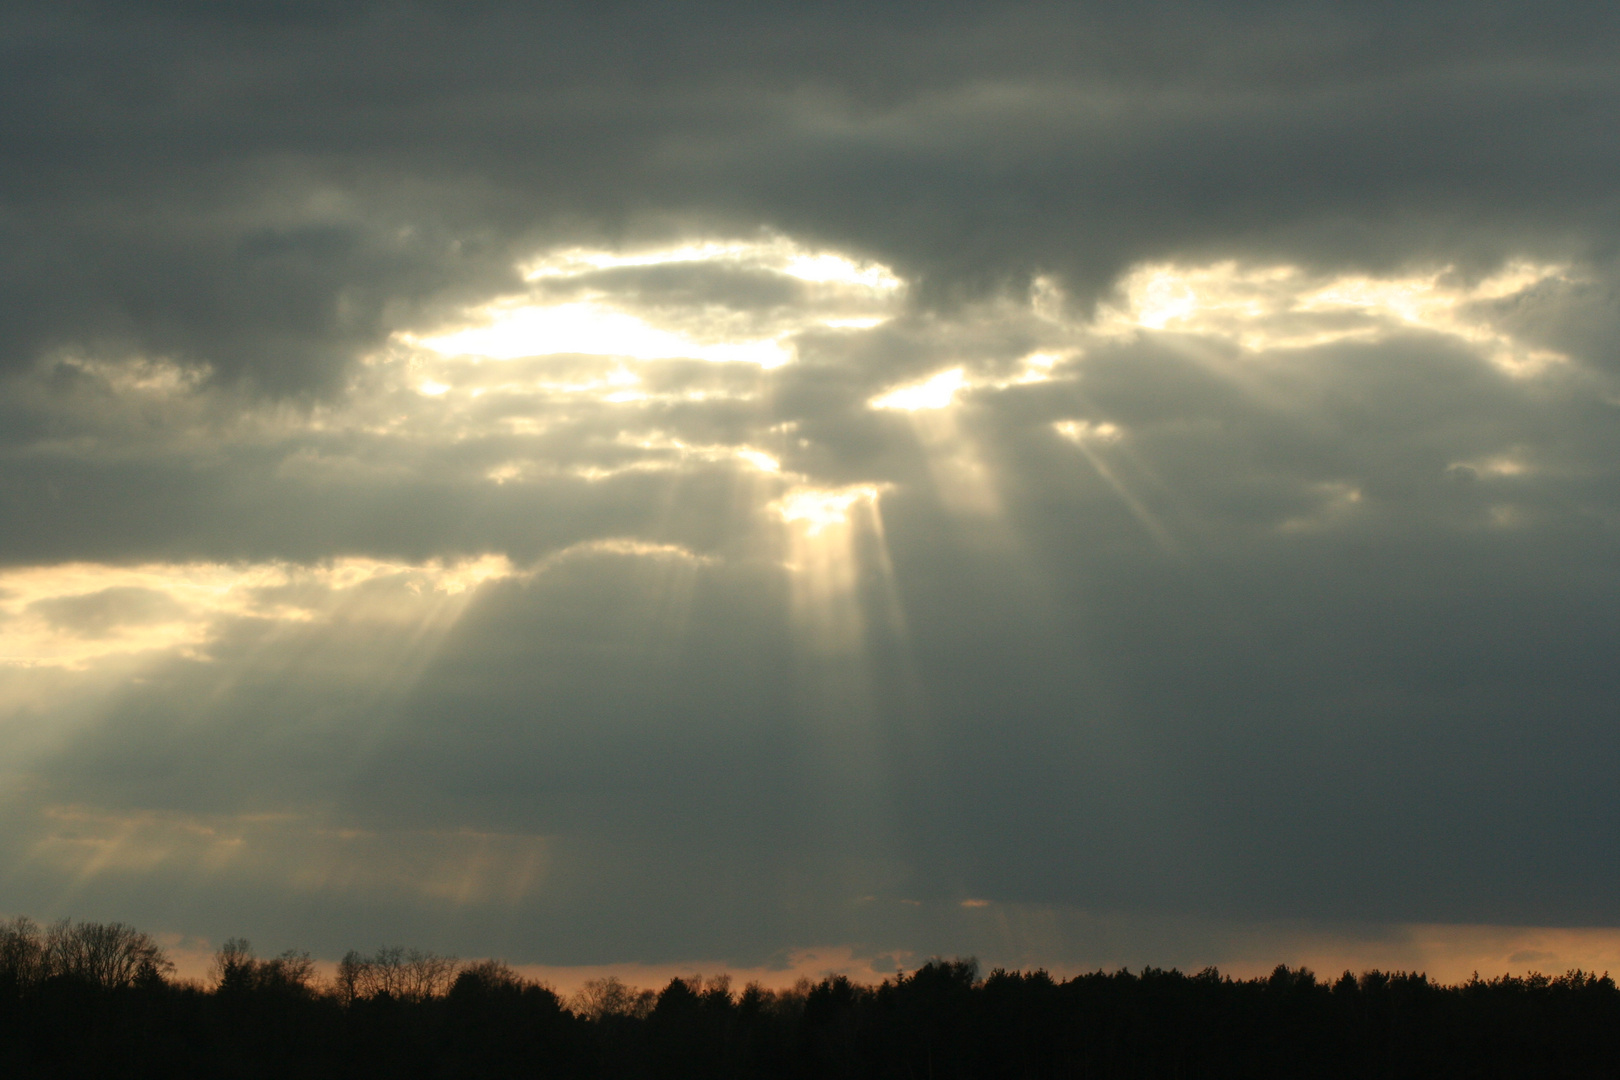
xmin=212 ymin=937 xmax=256 ymax=993
xmin=452 ymin=958 xmax=526 ymax=997
xmin=0 ymin=916 xmax=47 ymax=992
xmin=572 ymin=974 xmax=656 ymax=1021
xmin=212 ymin=937 xmax=317 ymax=997
xmin=43 ymin=919 xmax=172 ymax=989
xmin=336 ymin=945 xmax=458 ymax=1003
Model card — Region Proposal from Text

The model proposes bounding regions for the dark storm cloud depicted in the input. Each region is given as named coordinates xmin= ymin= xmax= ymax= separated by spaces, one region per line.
xmin=4 ymin=2 xmax=1620 ymax=392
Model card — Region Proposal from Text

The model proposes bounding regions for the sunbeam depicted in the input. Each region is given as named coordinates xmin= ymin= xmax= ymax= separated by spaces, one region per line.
xmin=1052 ymin=421 xmax=1180 ymax=555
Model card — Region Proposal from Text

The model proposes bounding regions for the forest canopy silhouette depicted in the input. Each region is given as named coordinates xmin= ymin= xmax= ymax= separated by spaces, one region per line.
xmin=2 ymin=914 xmax=1616 ymax=1079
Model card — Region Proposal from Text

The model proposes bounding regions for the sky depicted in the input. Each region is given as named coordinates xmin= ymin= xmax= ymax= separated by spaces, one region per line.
xmin=4 ymin=1 xmax=1620 ymax=986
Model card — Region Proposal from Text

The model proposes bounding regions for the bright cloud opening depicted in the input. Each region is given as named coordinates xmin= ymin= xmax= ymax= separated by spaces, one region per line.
xmin=1053 ymin=420 xmax=1122 ymax=445
xmin=1098 ymin=259 xmax=1574 ymax=375
xmin=520 ymin=234 xmax=903 ymax=293
xmin=772 ymin=483 xmax=900 ymax=662
xmin=775 ymin=484 xmax=887 ymax=537
xmin=869 ymin=368 xmax=968 ymax=412
xmin=407 ymin=235 xmax=904 ymax=372
xmin=407 ymin=300 xmax=796 ymax=367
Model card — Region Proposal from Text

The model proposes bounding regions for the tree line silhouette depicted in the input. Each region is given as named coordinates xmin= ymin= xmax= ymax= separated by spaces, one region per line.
xmin=2 ymin=915 xmax=1617 ymax=1078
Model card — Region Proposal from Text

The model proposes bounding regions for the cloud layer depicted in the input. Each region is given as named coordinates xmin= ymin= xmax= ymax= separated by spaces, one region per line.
xmin=3 ymin=2 xmax=1620 ymax=976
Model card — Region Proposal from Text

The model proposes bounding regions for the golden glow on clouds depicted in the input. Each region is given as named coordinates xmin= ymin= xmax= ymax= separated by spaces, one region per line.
xmin=869 ymin=367 xmax=967 ymax=412
xmin=408 ymin=235 xmax=903 ymax=370
xmin=0 ymin=541 xmax=717 ymax=679
xmin=0 ymin=557 xmax=513 ymax=670
xmin=772 ymin=484 xmax=895 ymax=654
xmin=1009 ymin=350 xmax=1063 ymax=385
xmin=7 ymin=232 xmax=1602 ymax=972
xmin=6 ymin=242 xmax=1571 ymax=680
xmin=26 ymin=242 xmax=1569 ymax=514
xmin=866 ymin=351 xmax=1063 ymax=412
xmin=1052 ymin=420 xmax=1121 ymax=445
xmin=1101 ymin=259 xmax=1573 ymax=374
xmin=540 ymin=538 xmax=716 ymax=567
xmin=614 ymin=433 xmax=782 ymax=473
xmin=411 ymin=299 xmax=796 ymax=367
xmin=774 ymin=484 xmax=887 ymax=538
xmin=519 ymin=235 xmax=903 ymax=292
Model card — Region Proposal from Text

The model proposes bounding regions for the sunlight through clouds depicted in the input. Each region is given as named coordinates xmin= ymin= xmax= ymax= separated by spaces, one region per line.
xmin=1097 ymin=259 xmax=1575 ymax=374
xmin=522 ymin=236 xmax=903 ymax=291
xmin=7 ymin=242 xmax=1579 ymax=685
xmin=411 ymin=299 xmax=797 ymax=367
xmin=0 ymin=557 xmax=514 ymax=672
xmin=774 ymin=484 xmax=887 ymax=538
xmin=0 ymin=229 xmax=1611 ymax=985
xmin=867 ymin=368 xmax=999 ymax=518
xmin=868 ymin=368 xmax=967 ymax=412
xmin=772 ymin=484 xmax=891 ymax=654
xmin=1052 ymin=420 xmax=1178 ymax=554
xmin=12 ymin=3 xmax=1620 ymax=999
xmin=405 ymin=234 xmax=904 ymax=370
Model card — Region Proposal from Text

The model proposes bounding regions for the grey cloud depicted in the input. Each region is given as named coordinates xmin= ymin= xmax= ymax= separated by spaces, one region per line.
xmin=5 ymin=3 xmax=1620 ymax=393
xmin=1472 ymin=268 xmax=1620 ymax=372
xmin=6 ymin=2 xmax=1620 ymax=972
xmin=0 ymin=353 xmax=784 ymax=566
xmin=24 ymin=490 xmax=1620 ymax=961
xmin=22 ymin=312 xmax=1620 ymax=948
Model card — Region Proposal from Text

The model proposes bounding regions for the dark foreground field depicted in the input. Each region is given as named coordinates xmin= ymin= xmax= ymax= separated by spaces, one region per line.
xmin=3 ymin=918 xmax=1617 ymax=1078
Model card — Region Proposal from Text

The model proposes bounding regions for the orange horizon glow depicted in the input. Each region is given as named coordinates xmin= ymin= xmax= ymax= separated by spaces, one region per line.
xmin=150 ymin=921 xmax=1620 ymax=996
